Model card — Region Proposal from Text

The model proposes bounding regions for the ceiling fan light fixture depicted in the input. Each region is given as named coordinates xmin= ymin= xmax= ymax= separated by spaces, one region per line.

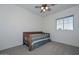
xmin=43 ymin=9 xmax=46 ymax=12
xmin=41 ymin=7 xmax=44 ymax=10
xmin=45 ymin=6 xmax=48 ymax=10
xmin=35 ymin=4 xmax=56 ymax=13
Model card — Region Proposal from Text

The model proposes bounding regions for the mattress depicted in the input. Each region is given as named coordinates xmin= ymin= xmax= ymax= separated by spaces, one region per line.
xmin=32 ymin=37 xmax=50 ymax=45
xmin=31 ymin=34 xmax=49 ymax=41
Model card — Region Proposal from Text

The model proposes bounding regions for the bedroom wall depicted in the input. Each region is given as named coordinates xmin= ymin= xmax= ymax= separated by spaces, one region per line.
xmin=0 ymin=5 xmax=42 ymax=50
xmin=42 ymin=5 xmax=79 ymax=47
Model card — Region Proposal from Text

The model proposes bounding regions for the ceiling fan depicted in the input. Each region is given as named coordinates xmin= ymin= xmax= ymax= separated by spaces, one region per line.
xmin=35 ymin=4 xmax=56 ymax=13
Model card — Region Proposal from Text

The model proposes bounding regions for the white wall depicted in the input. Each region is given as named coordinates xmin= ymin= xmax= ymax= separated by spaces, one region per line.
xmin=0 ymin=4 xmax=79 ymax=50
xmin=43 ymin=5 xmax=79 ymax=47
xmin=0 ymin=5 xmax=42 ymax=50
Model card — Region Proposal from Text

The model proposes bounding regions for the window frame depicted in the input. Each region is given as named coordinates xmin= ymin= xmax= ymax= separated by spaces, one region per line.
xmin=56 ymin=15 xmax=74 ymax=31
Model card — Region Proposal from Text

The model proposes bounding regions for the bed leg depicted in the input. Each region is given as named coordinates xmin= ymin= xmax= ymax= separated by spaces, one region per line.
xmin=29 ymin=48 xmax=32 ymax=51
xmin=29 ymin=46 xmax=32 ymax=51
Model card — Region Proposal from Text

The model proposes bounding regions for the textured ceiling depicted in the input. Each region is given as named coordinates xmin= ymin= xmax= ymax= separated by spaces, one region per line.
xmin=16 ymin=4 xmax=78 ymax=17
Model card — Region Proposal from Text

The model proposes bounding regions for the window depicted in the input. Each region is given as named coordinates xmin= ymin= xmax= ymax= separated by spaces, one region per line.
xmin=56 ymin=15 xmax=74 ymax=30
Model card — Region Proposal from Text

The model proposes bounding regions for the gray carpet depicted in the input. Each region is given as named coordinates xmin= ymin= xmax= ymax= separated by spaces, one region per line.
xmin=0 ymin=41 xmax=79 ymax=55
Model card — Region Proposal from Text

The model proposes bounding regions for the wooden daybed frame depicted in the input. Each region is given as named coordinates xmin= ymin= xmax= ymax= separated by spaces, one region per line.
xmin=23 ymin=32 xmax=50 ymax=51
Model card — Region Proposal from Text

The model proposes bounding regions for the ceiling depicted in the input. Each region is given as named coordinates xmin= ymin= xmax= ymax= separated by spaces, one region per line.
xmin=16 ymin=4 xmax=78 ymax=17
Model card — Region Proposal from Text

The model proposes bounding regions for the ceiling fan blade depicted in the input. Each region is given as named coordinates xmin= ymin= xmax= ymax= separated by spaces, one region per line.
xmin=35 ymin=6 xmax=41 ymax=8
xmin=50 ymin=4 xmax=56 ymax=6
xmin=47 ymin=4 xmax=56 ymax=7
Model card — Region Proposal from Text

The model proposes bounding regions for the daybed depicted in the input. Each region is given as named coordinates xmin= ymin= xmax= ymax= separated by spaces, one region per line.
xmin=23 ymin=32 xmax=50 ymax=51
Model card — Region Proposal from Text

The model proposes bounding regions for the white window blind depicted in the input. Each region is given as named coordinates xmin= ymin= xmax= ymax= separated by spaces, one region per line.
xmin=56 ymin=15 xmax=74 ymax=30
